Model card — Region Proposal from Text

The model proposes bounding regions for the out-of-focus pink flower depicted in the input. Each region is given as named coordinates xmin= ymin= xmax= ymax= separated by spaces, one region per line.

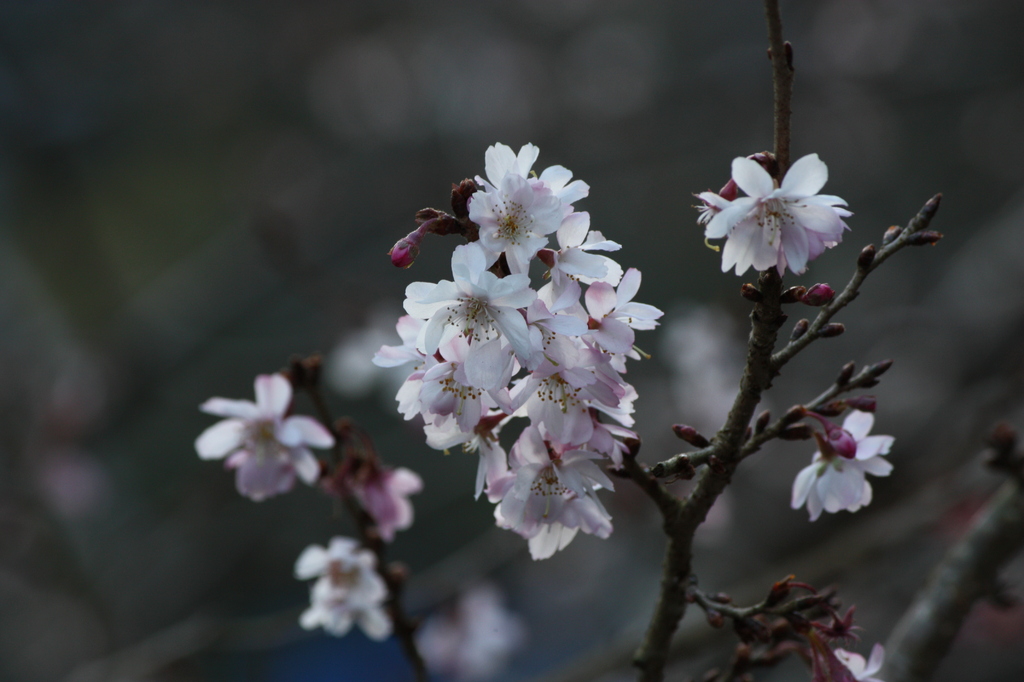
xmin=417 ymin=583 xmax=526 ymax=681
xmin=792 ymin=411 xmax=894 ymax=521
xmin=350 ymin=466 xmax=423 ymax=542
xmin=195 ymin=374 xmax=334 ymax=501
xmin=295 ymin=537 xmax=391 ymax=640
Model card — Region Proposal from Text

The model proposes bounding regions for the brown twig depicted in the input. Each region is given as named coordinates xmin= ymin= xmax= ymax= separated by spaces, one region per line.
xmin=289 ymin=355 xmax=428 ymax=682
xmin=883 ymin=471 xmax=1024 ymax=681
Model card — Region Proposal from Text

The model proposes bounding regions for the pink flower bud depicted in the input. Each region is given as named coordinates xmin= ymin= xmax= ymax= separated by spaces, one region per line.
xmin=389 ymin=238 xmax=420 ymax=268
xmin=718 ymin=177 xmax=738 ymax=202
xmin=801 ymin=283 xmax=835 ymax=306
xmin=827 ymin=424 xmax=858 ymax=459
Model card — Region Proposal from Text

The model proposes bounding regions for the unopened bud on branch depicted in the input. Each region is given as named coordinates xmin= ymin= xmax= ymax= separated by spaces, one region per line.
xmin=846 ymin=395 xmax=877 ymax=412
xmin=836 ymin=361 xmax=856 ymax=386
xmin=867 ymin=359 xmax=894 ymax=377
xmin=741 ymin=283 xmax=763 ymax=302
xmin=779 ymin=424 xmax=813 ymax=440
xmin=791 ymin=319 xmax=809 ymax=340
xmin=908 ymin=230 xmax=943 ymax=246
xmin=755 ymin=410 xmax=771 ymax=434
xmin=780 ymin=286 xmax=807 ymax=304
xmin=819 ymin=323 xmax=845 ymax=338
xmin=883 ymin=225 xmax=902 ymax=246
xmin=801 ymin=283 xmax=835 ymax=306
xmin=673 ymin=424 xmax=710 ymax=447
xmin=858 ymin=244 xmax=876 ymax=269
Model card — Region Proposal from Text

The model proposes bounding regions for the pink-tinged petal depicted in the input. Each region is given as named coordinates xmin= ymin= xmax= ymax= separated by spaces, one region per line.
xmin=865 ymin=644 xmax=885 ymax=676
xmin=528 ymin=524 xmax=579 ymax=560
xmin=860 ymin=456 xmax=893 ymax=477
xmin=539 ymin=164 xmax=572 ymax=191
xmin=292 ymin=448 xmax=322 ymax=484
xmin=616 ymin=268 xmax=642 ymax=307
xmin=842 ymin=410 xmax=875 ymax=440
xmin=856 ymin=434 xmax=895 ymax=460
xmin=720 ymin=220 xmax=760 ymax=275
xmin=556 ymin=211 xmax=590 ymax=248
xmin=781 ymin=220 xmax=810 ymax=274
xmin=484 ymin=143 xmax=518 ymax=186
xmin=557 ymin=247 xmax=608 ymax=280
xmin=294 ymin=544 xmax=329 ymax=579
xmin=585 ymin=282 xmax=617 ymax=318
xmin=488 ymin=274 xmax=536 ymax=309
xmin=555 ymin=178 xmax=589 ymax=205
xmin=705 ymin=199 xmax=755 ymax=239
xmin=357 ymin=607 xmax=393 ymax=641
xmin=391 ymin=464 xmax=423 ymax=491
xmin=819 ymin=465 xmax=865 ymax=513
xmin=515 ymin=143 xmax=540 ymax=176
xmin=464 ymin=338 xmax=514 ymax=391
xmin=806 ymin=484 xmax=824 ymax=521
xmin=254 ymin=374 xmax=292 ymax=417
xmin=280 ymin=415 xmax=335 ymax=448
xmin=489 ymin=306 xmax=533 ymax=360
xmin=200 ymin=398 xmax=259 ymax=419
xmin=234 ymin=457 xmax=295 ymax=501
xmin=590 ymin=316 xmax=635 ymax=354
xmin=568 ymin=457 xmax=615 ymax=492
xmin=614 ymin=302 xmax=663 ymax=329
xmin=789 ymin=203 xmax=845 ymax=236
xmin=780 ymin=153 xmax=828 ymax=198
xmin=195 ymin=419 xmax=247 ymax=459
xmin=791 ymin=463 xmax=818 ymax=509
xmin=731 ymin=156 xmax=774 ymax=198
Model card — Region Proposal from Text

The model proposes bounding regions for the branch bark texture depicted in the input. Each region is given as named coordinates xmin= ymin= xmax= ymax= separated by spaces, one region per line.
xmin=883 ymin=478 xmax=1024 ymax=682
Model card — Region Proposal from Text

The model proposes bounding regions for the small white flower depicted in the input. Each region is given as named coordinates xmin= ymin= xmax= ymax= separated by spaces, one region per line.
xmin=700 ymin=154 xmax=850 ymax=275
xmin=835 ymin=643 xmax=886 ymax=682
xmin=295 ymin=537 xmax=392 ymax=640
xmin=791 ymin=411 xmax=894 ymax=521
xmin=195 ymin=374 xmax=334 ymax=501
xmin=416 ymin=583 xmax=526 ymax=681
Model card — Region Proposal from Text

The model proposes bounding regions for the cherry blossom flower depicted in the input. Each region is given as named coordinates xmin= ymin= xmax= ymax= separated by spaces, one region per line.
xmin=417 ymin=583 xmax=527 ymax=681
xmin=349 ymin=466 xmax=423 ymax=543
xmin=699 ymin=153 xmax=850 ymax=275
xmin=404 ymin=242 xmax=536 ymax=360
xmin=295 ymin=537 xmax=391 ymax=640
xmin=195 ymin=374 xmax=334 ymax=501
xmin=469 ymin=171 xmax=564 ymax=275
xmin=791 ymin=410 xmax=894 ymax=521
xmin=539 ymin=211 xmax=622 ymax=311
xmin=584 ymin=268 xmax=664 ymax=355
xmin=836 ymin=644 xmax=886 ymax=682
xmin=495 ymin=426 xmax=614 ymax=559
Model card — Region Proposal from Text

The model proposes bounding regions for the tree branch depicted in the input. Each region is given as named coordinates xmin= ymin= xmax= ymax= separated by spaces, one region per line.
xmin=882 ymin=477 xmax=1024 ymax=682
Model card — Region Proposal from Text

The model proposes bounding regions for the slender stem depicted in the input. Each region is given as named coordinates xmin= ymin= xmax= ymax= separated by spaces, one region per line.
xmin=300 ymin=377 xmax=428 ymax=682
xmin=883 ymin=478 xmax=1024 ymax=682
xmin=764 ymin=0 xmax=794 ymax=174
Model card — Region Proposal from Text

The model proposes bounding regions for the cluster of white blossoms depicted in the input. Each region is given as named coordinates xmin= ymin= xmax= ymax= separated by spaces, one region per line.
xmin=698 ymin=153 xmax=851 ymax=276
xmin=294 ymin=537 xmax=392 ymax=641
xmin=377 ymin=143 xmax=663 ymax=560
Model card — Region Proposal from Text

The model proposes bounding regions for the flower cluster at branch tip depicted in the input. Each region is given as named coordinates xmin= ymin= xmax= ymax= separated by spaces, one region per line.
xmin=194 ymin=374 xmax=334 ymax=501
xmin=294 ymin=537 xmax=391 ymax=640
xmin=377 ymin=142 xmax=663 ymax=559
xmin=697 ymin=153 xmax=850 ymax=275
xmin=792 ymin=410 xmax=894 ymax=521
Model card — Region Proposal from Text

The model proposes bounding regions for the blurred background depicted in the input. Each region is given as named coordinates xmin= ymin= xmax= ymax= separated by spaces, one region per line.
xmin=2 ymin=0 xmax=1024 ymax=680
